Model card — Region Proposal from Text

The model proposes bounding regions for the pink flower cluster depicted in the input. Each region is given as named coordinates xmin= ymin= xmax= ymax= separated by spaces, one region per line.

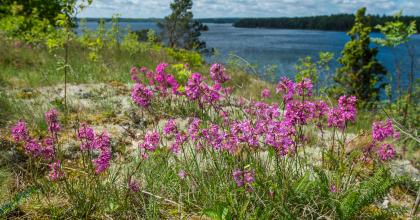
xmin=77 ymin=124 xmax=112 ymax=174
xmin=327 ymin=96 xmax=357 ymax=129
xmin=130 ymin=63 xmax=231 ymax=110
xmin=139 ymin=131 xmax=160 ymax=158
xmin=48 ymin=160 xmax=64 ymax=181
xmin=370 ymin=120 xmax=399 ymax=161
xmin=45 ymin=109 xmax=61 ymax=136
xmin=11 ymin=109 xmax=60 ymax=160
xmin=232 ymin=169 xmax=255 ymax=191
xmin=210 ymin=63 xmax=230 ymax=84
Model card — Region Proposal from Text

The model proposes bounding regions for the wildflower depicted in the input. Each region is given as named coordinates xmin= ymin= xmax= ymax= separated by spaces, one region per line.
xmin=295 ymin=78 xmax=313 ymax=97
xmin=314 ymin=100 xmax=329 ymax=119
xmin=330 ymin=184 xmax=337 ymax=193
xmin=201 ymin=83 xmax=222 ymax=105
xmin=377 ymin=144 xmax=396 ymax=161
xmin=164 ymin=119 xmax=178 ymax=135
xmin=210 ymin=63 xmax=229 ymax=84
xmin=42 ymin=137 xmax=55 ymax=160
xmin=327 ymin=107 xmax=346 ymax=129
xmin=185 ymin=73 xmax=202 ymax=100
xmin=372 ymin=120 xmax=399 ymax=142
xmin=77 ymin=123 xmax=96 ymax=151
xmin=48 ymin=160 xmax=64 ymax=181
xmin=338 ymin=96 xmax=357 ymax=121
xmin=232 ymin=169 xmax=255 ymax=189
xmin=92 ymin=148 xmax=111 ymax=174
xmin=188 ymin=118 xmax=201 ymax=141
xmin=128 ymin=178 xmax=140 ymax=192
xmin=156 ymin=63 xmax=168 ymax=75
xmin=178 ymin=170 xmax=187 ymax=180
xmin=94 ymin=131 xmax=111 ymax=150
xmin=11 ymin=121 xmax=29 ymax=142
xmin=261 ymin=88 xmax=270 ymax=98
xmin=139 ymin=131 xmax=160 ymax=152
xmin=284 ymin=100 xmax=315 ymax=125
xmin=24 ymin=139 xmax=42 ymax=157
xmin=131 ymin=83 xmax=154 ymax=107
xmin=276 ymin=77 xmax=295 ymax=103
xmin=165 ymin=74 xmax=180 ymax=94
xmin=45 ymin=109 xmax=61 ymax=135
xmin=130 ymin=67 xmax=140 ymax=83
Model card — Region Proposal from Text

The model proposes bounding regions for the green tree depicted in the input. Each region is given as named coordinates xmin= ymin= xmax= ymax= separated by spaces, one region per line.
xmin=158 ymin=0 xmax=208 ymax=51
xmin=335 ymin=8 xmax=387 ymax=105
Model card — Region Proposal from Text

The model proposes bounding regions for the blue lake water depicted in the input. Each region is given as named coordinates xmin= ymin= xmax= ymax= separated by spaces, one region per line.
xmin=79 ymin=21 xmax=420 ymax=90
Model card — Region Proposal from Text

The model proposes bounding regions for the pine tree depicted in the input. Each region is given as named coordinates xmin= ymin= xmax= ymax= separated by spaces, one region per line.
xmin=335 ymin=8 xmax=387 ymax=105
xmin=158 ymin=0 xmax=208 ymax=51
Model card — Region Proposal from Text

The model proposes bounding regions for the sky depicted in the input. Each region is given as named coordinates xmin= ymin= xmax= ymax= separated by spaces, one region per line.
xmin=77 ymin=0 xmax=420 ymax=18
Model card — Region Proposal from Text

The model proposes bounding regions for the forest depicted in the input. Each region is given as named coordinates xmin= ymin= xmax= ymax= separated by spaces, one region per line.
xmin=234 ymin=13 xmax=420 ymax=32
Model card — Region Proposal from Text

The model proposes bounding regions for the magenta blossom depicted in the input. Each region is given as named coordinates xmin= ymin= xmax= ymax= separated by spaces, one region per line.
xmin=11 ymin=121 xmax=29 ymax=142
xmin=45 ymin=108 xmax=61 ymax=135
xmin=295 ymin=78 xmax=313 ymax=97
xmin=163 ymin=119 xmax=178 ymax=135
xmin=276 ymin=77 xmax=295 ymax=103
xmin=131 ymin=83 xmax=154 ymax=108
xmin=210 ymin=63 xmax=229 ymax=84
xmin=232 ymin=169 xmax=255 ymax=190
xmin=139 ymin=131 xmax=160 ymax=152
xmin=377 ymin=144 xmax=396 ymax=161
xmin=372 ymin=120 xmax=399 ymax=142
xmin=48 ymin=160 xmax=64 ymax=181
xmin=77 ymin=123 xmax=96 ymax=151
xmin=185 ymin=73 xmax=203 ymax=100
xmin=261 ymin=88 xmax=270 ymax=98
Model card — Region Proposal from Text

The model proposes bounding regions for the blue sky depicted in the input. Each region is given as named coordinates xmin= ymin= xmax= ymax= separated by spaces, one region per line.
xmin=78 ymin=0 xmax=420 ymax=18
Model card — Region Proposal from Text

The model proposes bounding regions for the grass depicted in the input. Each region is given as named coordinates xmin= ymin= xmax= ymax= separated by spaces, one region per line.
xmin=0 ymin=33 xmax=419 ymax=219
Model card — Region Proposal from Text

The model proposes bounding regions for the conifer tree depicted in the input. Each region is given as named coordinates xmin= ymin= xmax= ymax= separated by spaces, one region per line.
xmin=335 ymin=8 xmax=387 ymax=105
xmin=158 ymin=0 xmax=208 ymax=51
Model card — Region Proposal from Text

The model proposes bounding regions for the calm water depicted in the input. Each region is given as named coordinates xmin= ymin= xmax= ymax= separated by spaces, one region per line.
xmin=79 ymin=21 xmax=420 ymax=89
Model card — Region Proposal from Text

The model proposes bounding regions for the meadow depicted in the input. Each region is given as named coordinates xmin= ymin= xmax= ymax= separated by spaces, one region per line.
xmin=0 ymin=4 xmax=419 ymax=220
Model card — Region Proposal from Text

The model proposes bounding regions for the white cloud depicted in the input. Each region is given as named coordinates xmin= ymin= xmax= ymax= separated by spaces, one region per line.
xmin=77 ymin=0 xmax=420 ymax=18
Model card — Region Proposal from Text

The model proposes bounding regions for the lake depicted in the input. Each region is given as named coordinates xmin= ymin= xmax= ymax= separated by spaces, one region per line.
xmin=78 ymin=21 xmax=420 ymax=89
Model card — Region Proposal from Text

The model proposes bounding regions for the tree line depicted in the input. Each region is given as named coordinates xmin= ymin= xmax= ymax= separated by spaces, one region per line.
xmin=233 ymin=14 xmax=420 ymax=32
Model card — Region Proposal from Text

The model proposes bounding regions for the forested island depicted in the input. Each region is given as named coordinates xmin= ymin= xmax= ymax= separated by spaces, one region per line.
xmin=233 ymin=14 xmax=420 ymax=32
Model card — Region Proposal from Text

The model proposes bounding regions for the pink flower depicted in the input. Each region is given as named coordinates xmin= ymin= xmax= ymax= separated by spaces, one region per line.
xmin=232 ymin=169 xmax=255 ymax=189
xmin=178 ymin=170 xmax=187 ymax=180
xmin=42 ymin=137 xmax=55 ymax=160
xmin=210 ymin=63 xmax=229 ymax=84
xmin=45 ymin=109 xmax=61 ymax=135
xmin=92 ymin=148 xmax=111 ymax=174
xmin=188 ymin=118 xmax=201 ymax=141
xmin=377 ymin=144 xmax=396 ymax=161
xmin=261 ymin=88 xmax=270 ymax=98
xmin=130 ymin=67 xmax=140 ymax=83
xmin=139 ymin=131 xmax=160 ymax=152
xmin=24 ymin=139 xmax=42 ymax=157
xmin=295 ymin=78 xmax=313 ymax=97
xmin=77 ymin=123 xmax=96 ymax=151
xmin=185 ymin=73 xmax=203 ymax=100
xmin=131 ymin=83 xmax=154 ymax=107
xmin=327 ymin=107 xmax=346 ymax=129
xmin=276 ymin=77 xmax=295 ymax=103
xmin=11 ymin=121 xmax=29 ymax=142
xmin=48 ymin=160 xmax=64 ymax=181
xmin=372 ymin=120 xmax=398 ymax=142
xmin=284 ymin=100 xmax=315 ymax=125
xmin=163 ymin=119 xmax=178 ymax=135
xmin=338 ymin=96 xmax=357 ymax=121
xmin=129 ymin=179 xmax=140 ymax=192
